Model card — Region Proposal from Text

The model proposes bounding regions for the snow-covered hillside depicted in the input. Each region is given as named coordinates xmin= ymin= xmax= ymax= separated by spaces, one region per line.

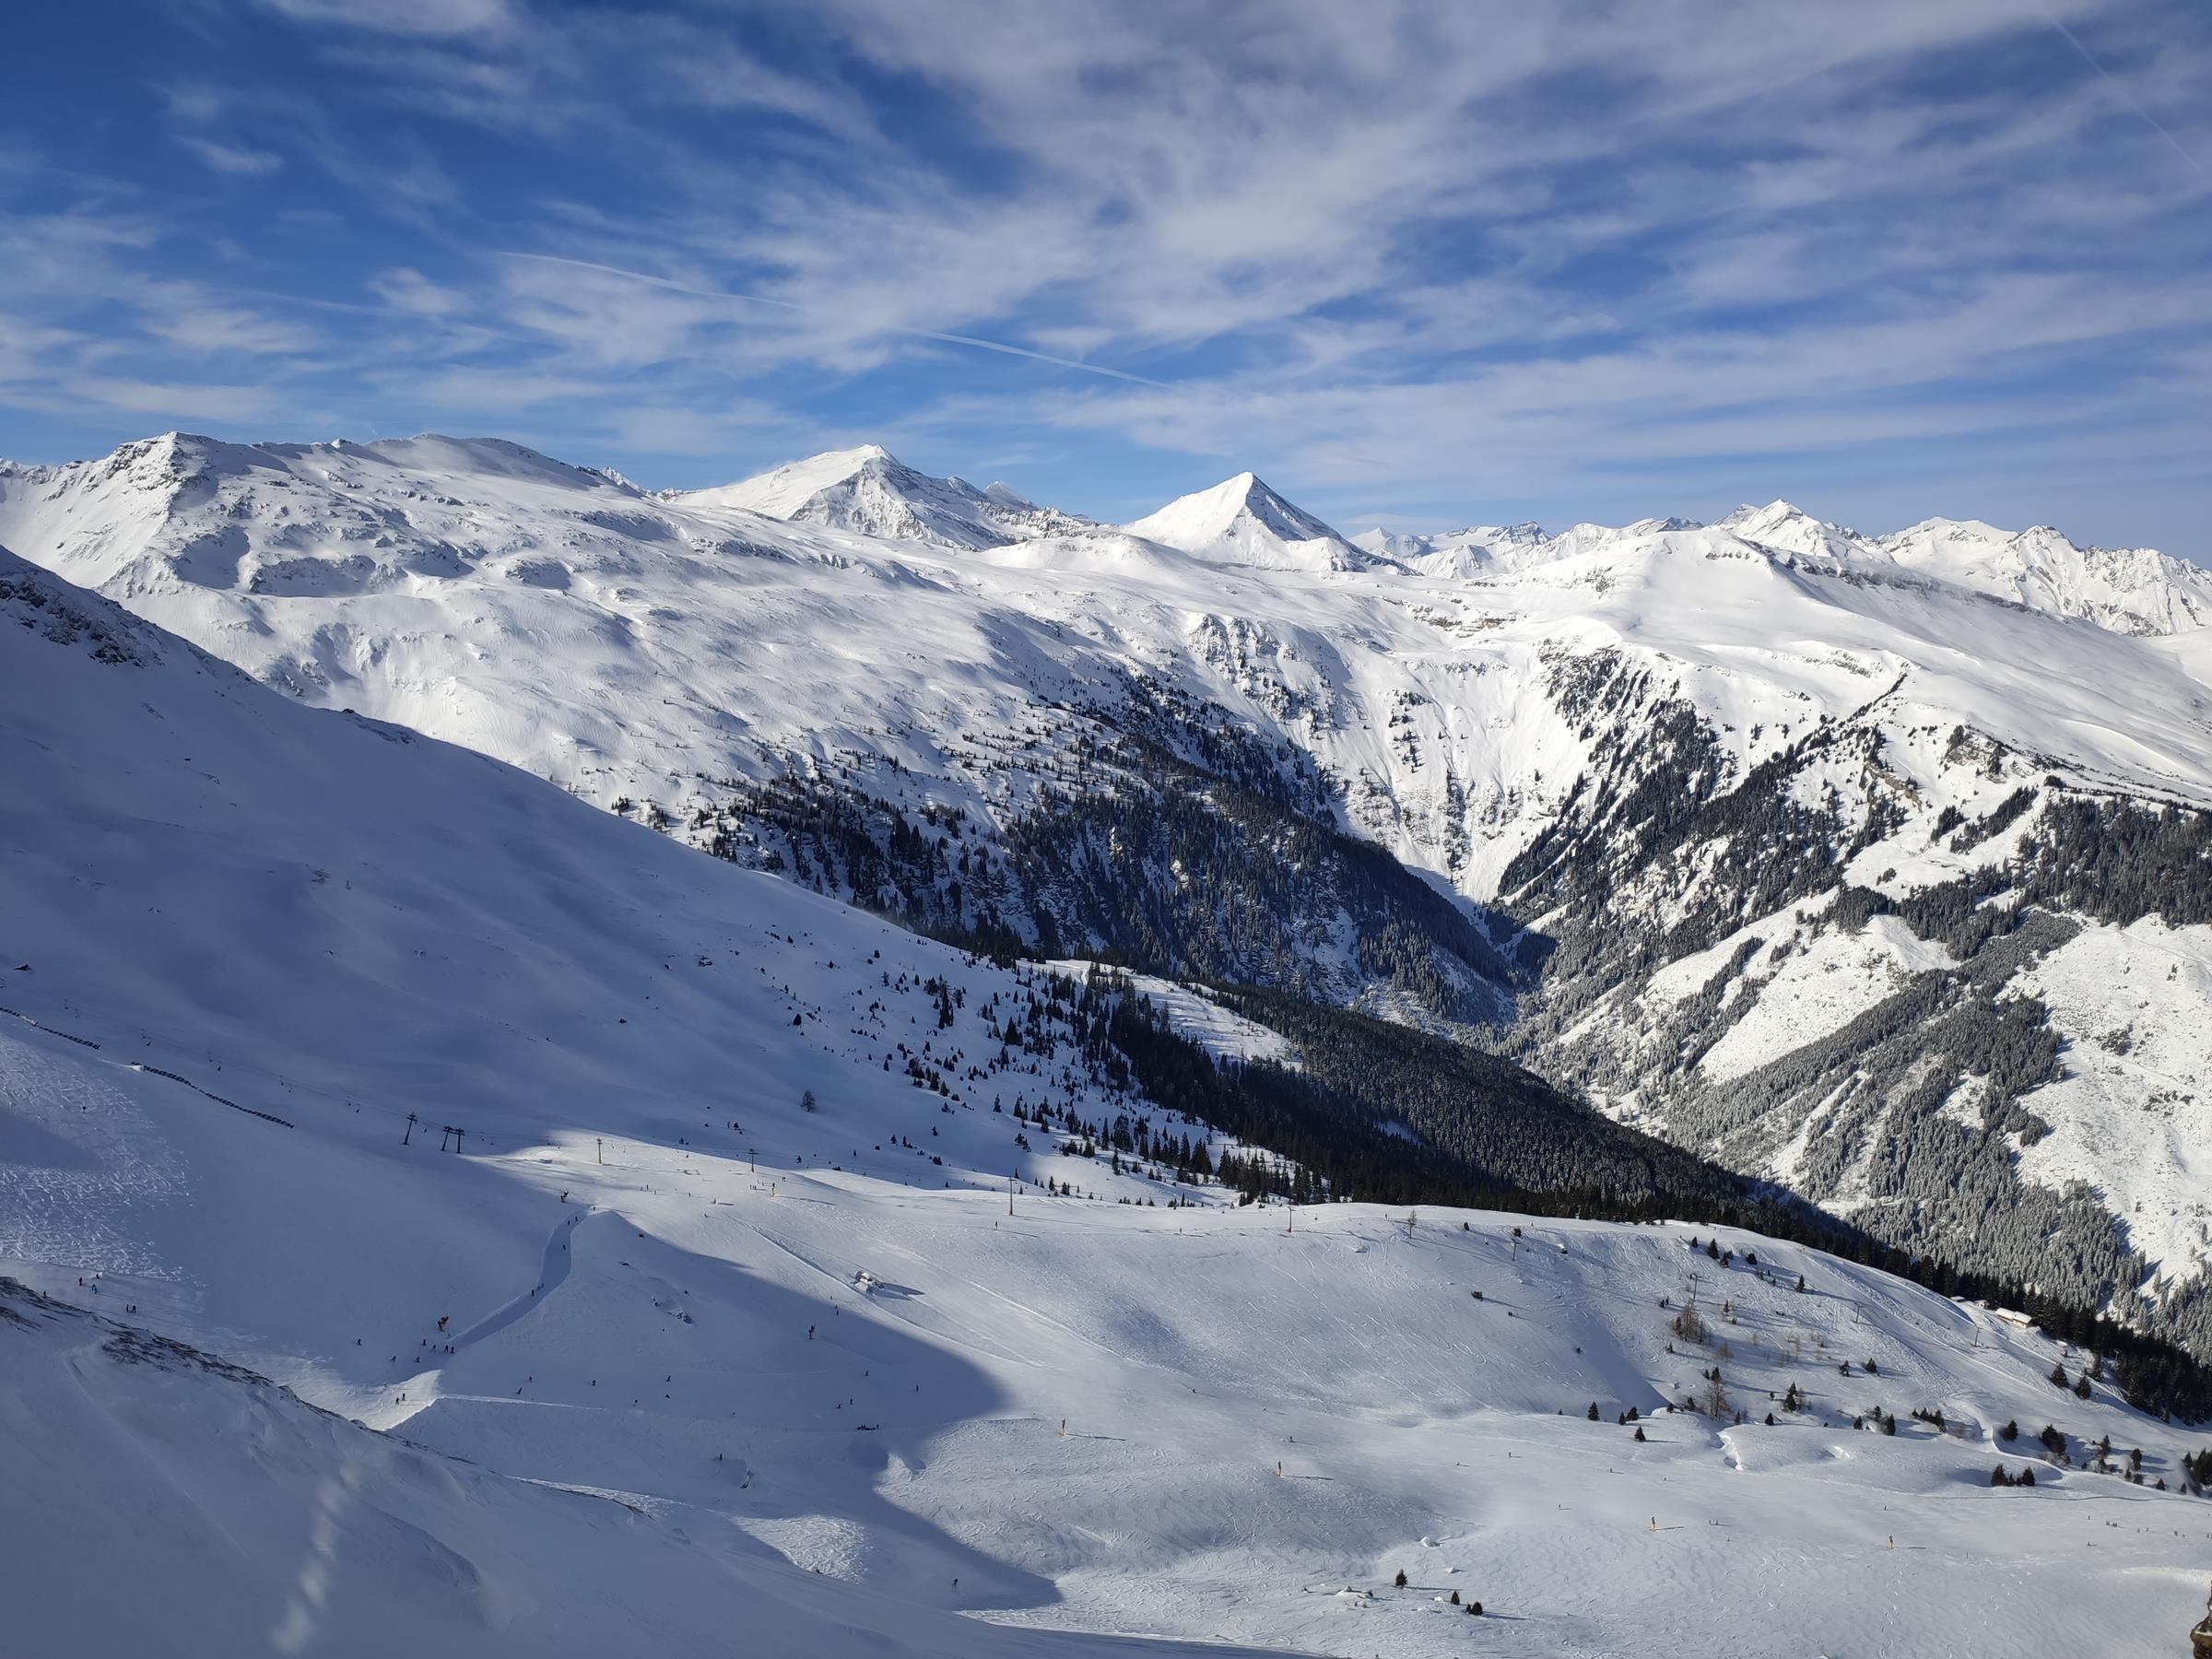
xmin=6 ymin=431 xmax=2212 ymax=1359
xmin=7 ymin=545 xmax=2212 ymax=1654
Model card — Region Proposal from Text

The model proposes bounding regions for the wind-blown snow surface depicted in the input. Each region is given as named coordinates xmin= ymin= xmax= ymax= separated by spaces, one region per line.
xmin=7 ymin=433 xmax=2212 ymax=1316
xmin=6 ymin=551 xmax=2212 ymax=1654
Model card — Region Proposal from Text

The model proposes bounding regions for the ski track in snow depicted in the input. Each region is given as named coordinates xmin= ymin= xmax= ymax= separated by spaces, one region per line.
xmin=445 ymin=1209 xmax=583 ymax=1352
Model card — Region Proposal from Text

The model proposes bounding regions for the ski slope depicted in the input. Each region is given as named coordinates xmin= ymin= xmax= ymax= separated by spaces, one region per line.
xmin=5 ymin=549 xmax=2212 ymax=1654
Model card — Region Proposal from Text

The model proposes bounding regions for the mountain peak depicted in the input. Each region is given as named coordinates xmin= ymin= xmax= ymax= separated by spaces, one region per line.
xmin=669 ymin=443 xmax=1086 ymax=550
xmin=1717 ymin=499 xmax=1866 ymax=563
xmin=1123 ymin=472 xmax=1359 ymax=571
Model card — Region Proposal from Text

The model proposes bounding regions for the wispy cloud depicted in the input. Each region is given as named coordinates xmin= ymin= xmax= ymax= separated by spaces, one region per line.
xmin=499 ymin=252 xmax=1171 ymax=386
xmin=0 ymin=0 xmax=2206 ymax=550
xmin=178 ymin=135 xmax=284 ymax=176
xmin=254 ymin=0 xmax=513 ymax=39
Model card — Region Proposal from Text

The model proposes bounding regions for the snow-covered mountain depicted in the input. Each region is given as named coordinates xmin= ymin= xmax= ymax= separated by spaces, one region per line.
xmin=1718 ymin=498 xmax=1872 ymax=564
xmin=1123 ymin=471 xmax=1371 ymax=572
xmin=1363 ymin=498 xmax=2212 ymax=636
xmin=0 ymin=430 xmax=1519 ymax=1021
xmin=1876 ymin=515 xmax=2212 ymax=636
xmin=1352 ymin=520 xmax=1548 ymax=576
xmin=6 ymin=431 xmax=2212 ymax=1368
xmin=5 ymin=546 xmax=2210 ymax=1656
xmin=1711 ymin=498 xmax=2212 ymax=635
xmin=671 ymin=441 xmax=1091 ymax=550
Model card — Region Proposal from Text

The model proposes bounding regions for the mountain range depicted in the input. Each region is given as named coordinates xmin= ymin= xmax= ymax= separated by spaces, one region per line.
xmin=5 ymin=430 xmax=2211 ymax=1370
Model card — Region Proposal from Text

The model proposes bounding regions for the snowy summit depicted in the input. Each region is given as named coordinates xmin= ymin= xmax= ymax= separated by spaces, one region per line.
xmin=1124 ymin=472 xmax=1372 ymax=571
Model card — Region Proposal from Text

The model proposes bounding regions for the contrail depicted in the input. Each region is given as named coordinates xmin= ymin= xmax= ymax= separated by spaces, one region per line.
xmin=2036 ymin=4 xmax=2208 ymax=185
xmin=500 ymin=251 xmax=1169 ymax=388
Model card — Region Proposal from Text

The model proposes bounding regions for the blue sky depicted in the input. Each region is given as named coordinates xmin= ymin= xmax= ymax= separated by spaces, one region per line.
xmin=4 ymin=0 xmax=2208 ymax=551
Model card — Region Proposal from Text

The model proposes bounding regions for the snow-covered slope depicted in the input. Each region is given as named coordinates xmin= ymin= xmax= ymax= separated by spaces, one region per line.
xmin=673 ymin=442 xmax=1090 ymax=550
xmin=7 ymin=432 xmax=2212 ymax=1356
xmin=6 ymin=543 xmax=2212 ymax=1655
xmin=6 ymin=1278 xmax=1247 ymax=1659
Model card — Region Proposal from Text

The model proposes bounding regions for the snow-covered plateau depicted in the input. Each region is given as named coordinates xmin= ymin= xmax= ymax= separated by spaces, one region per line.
xmin=5 ymin=441 xmax=2212 ymax=1653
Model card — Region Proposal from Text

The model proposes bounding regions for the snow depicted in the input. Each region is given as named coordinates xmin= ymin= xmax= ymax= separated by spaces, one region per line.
xmin=1045 ymin=962 xmax=1297 ymax=1066
xmin=5 ymin=432 xmax=2208 ymax=908
xmin=1123 ymin=473 xmax=1369 ymax=572
xmin=5 ymin=1276 xmax=1268 ymax=1659
xmin=681 ymin=443 xmax=897 ymax=518
xmin=2011 ymin=918 xmax=2212 ymax=1279
xmin=6 ymin=432 xmax=2212 ymax=1294
xmin=1718 ymin=499 xmax=1869 ymax=565
xmin=6 ymin=543 xmax=2212 ymax=1654
xmin=1878 ymin=517 xmax=2212 ymax=636
xmin=671 ymin=443 xmax=1089 ymax=550
xmin=1678 ymin=900 xmax=1960 ymax=1084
